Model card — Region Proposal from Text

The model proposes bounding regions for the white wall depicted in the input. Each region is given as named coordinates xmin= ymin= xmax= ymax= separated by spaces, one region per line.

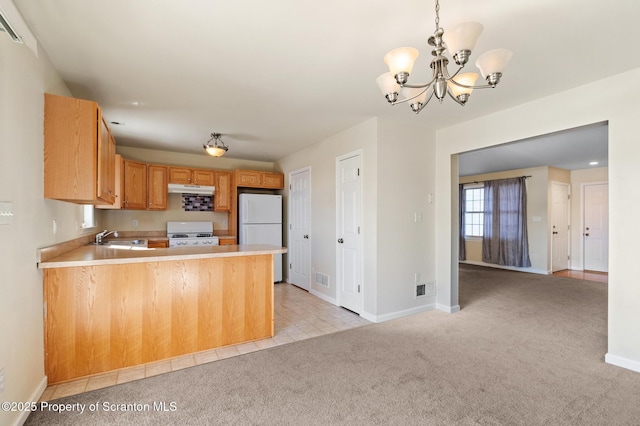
xmin=0 ymin=36 xmax=95 ymax=425
xmin=435 ymin=68 xmax=640 ymax=372
xmin=277 ymin=119 xmax=378 ymax=315
xmin=375 ymin=118 xmax=437 ymax=319
xmin=569 ymin=167 xmax=608 ymax=270
xmin=277 ymin=117 xmax=437 ymax=322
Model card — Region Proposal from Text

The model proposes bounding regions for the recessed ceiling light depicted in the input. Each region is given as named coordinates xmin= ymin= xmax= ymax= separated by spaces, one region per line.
xmin=589 ymin=161 xmax=599 ymax=166
xmin=131 ymin=101 xmax=140 ymax=106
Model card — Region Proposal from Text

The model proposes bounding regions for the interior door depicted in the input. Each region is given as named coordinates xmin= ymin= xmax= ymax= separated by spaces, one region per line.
xmin=289 ymin=168 xmax=311 ymax=290
xmin=584 ymin=183 xmax=609 ymax=272
xmin=336 ymin=153 xmax=362 ymax=314
xmin=551 ymin=182 xmax=570 ymax=272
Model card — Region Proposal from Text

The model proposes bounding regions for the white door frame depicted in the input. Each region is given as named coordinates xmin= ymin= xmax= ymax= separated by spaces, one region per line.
xmin=335 ymin=150 xmax=363 ymax=313
xmin=581 ymin=181 xmax=609 ymax=272
xmin=550 ymin=181 xmax=571 ymax=272
xmin=288 ymin=166 xmax=311 ymax=290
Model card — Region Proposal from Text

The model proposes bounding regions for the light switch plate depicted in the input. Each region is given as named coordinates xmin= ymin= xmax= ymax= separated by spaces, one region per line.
xmin=0 ymin=202 xmax=13 ymax=225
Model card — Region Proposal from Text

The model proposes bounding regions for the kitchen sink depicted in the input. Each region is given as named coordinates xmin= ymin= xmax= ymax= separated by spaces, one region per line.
xmin=90 ymin=239 xmax=149 ymax=248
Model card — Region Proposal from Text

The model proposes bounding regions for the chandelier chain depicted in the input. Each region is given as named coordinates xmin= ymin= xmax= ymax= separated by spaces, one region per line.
xmin=434 ymin=0 xmax=440 ymax=31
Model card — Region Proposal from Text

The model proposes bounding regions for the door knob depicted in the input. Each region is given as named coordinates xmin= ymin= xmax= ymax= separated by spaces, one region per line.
xmin=552 ymin=231 xmax=558 ymax=235
xmin=303 ymin=234 xmax=309 ymax=239
xmin=584 ymin=233 xmax=590 ymax=237
xmin=337 ymin=238 xmax=344 ymax=244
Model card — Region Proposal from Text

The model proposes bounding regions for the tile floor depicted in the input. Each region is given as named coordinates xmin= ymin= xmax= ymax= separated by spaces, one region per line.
xmin=40 ymin=283 xmax=370 ymax=402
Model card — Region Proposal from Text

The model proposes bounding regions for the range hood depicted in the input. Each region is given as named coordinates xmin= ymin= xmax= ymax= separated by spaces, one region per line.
xmin=168 ymin=183 xmax=215 ymax=195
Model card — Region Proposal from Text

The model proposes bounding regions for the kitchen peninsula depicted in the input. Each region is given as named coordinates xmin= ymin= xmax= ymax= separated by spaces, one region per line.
xmin=38 ymin=243 xmax=286 ymax=384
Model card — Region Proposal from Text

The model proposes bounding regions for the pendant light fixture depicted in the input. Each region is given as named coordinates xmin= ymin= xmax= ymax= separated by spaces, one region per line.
xmin=377 ymin=0 xmax=513 ymax=114
xmin=203 ymin=133 xmax=229 ymax=157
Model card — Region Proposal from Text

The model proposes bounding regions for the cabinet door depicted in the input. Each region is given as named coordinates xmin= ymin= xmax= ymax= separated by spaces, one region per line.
xmin=147 ymin=240 xmax=169 ymax=248
xmin=147 ymin=165 xmax=168 ymax=210
xmin=123 ymin=160 xmax=147 ymax=209
xmin=193 ymin=169 xmax=215 ymax=186
xmin=235 ymin=170 xmax=262 ymax=187
xmin=44 ymin=93 xmax=99 ymax=203
xmin=218 ymin=237 xmax=236 ymax=246
xmin=214 ymin=171 xmax=232 ymax=211
xmin=168 ymin=167 xmax=192 ymax=184
xmin=262 ymin=172 xmax=284 ymax=189
xmin=96 ymin=114 xmax=115 ymax=204
xmin=97 ymin=154 xmax=123 ymax=210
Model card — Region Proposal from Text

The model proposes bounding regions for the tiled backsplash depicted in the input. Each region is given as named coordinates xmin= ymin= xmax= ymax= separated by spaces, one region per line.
xmin=182 ymin=194 xmax=213 ymax=211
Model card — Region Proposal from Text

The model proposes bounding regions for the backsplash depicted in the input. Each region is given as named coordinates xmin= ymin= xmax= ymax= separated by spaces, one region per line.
xmin=182 ymin=194 xmax=213 ymax=211
xmin=99 ymin=194 xmax=227 ymax=232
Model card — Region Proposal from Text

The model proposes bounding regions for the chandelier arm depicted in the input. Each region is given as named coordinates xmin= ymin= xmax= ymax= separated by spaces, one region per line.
xmin=441 ymin=65 xmax=494 ymax=90
xmin=446 ymin=88 xmax=466 ymax=106
xmin=449 ymin=80 xmax=496 ymax=90
xmin=389 ymin=86 xmax=432 ymax=106
xmin=416 ymin=90 xmax=435 ymax=113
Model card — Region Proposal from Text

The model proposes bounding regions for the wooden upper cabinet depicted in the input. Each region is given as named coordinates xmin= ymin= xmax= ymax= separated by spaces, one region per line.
xmin=97 ymin=154 xmax=123 ymax=210
xmin=214 ymin=171 xmax=231 ymax=211
xmin=234 ymin=169 xmax=284 ymax=189
xmin=262 ymin=172 xmax=284 ymax=189
xmin=193 ymin=169 xmax=215 ymax=186
xmin=235 ymin=170 xmax=262 ymax=187
xmin=122 ymin=159 xmax=147 ymax=209
xmin=168 ymin=167 xmax=192 ymax=184
xmin=44 ymin=93 xmax=116 ymax=204
xmin=147 ymin=165 xmax=168 ymax=210
xmin=97 ymin=116 xmax=116 ymax=204
xmin=168 ymin=167 xmax=215 ymax=186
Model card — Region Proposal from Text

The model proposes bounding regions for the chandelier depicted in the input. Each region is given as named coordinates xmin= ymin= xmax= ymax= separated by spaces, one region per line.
xmin=377 ymin=0 xmax=513 ymax=114
xmin=203 ymin=133 xmax=229 ymax=157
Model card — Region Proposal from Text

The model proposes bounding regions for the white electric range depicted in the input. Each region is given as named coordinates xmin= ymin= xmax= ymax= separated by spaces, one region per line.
xmin=167 ymin=221 xmax=219 ymax=247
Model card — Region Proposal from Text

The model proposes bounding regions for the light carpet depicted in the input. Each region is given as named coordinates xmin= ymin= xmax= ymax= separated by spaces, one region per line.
xmin=24 ymin=265 xmax=640 ymax=425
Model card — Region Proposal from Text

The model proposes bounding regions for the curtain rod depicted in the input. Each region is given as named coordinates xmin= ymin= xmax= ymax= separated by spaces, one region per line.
xmin=464 ymin=175 xmax=531 ymax=185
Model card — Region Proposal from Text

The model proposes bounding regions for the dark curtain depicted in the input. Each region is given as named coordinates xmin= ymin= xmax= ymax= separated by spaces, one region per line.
xmin=482 ymin=177 xmax=531 ymax=267
xmin=459 ymin=184 xmax=466 ymax=261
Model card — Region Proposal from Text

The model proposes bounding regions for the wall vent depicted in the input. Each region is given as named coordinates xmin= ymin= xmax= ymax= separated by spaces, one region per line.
xmin=0 ymin=10 xmax=21 ymax=43
xmin=315 ymin=272 xmax=329 ymax=288
xmin=415 ymin=281 xmax=436 ymax=298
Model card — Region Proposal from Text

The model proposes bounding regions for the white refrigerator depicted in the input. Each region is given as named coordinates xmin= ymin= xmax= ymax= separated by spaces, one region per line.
xmin=239 ymin=193 xmax=283 ymax=282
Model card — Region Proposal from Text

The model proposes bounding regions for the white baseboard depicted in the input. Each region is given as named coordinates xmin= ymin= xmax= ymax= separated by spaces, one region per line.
xmin=309 ymin=288 xmax=337 ymax=305
xmin=362 ymin=303 xmax=436 ymax=323
xmin=437 ymin=304 xmax=460 ymax=313
xmin=605 ymin=353 xmax=640 ymax=373
xmin=13 ymin=375 xmax=47 ymax=426
xmin=460 ymin=260 xmax=548 ymax=275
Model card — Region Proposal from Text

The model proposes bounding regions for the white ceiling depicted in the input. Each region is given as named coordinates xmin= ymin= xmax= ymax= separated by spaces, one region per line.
xmin=12 ymin=0 xmax=639 ymax=164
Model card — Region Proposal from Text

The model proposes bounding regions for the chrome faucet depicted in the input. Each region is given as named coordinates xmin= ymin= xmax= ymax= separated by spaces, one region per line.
xmin=95 ymin=230 xmax=118 ymax=245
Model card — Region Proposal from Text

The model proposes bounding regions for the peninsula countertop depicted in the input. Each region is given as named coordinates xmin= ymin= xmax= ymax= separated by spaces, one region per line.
xmin=38 ymin=243 xmax=287 ymax=269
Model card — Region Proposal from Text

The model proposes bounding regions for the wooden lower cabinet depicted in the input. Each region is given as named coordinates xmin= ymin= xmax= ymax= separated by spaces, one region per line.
xmin=218 ymin=237 xmax=236 ymax=246
xmin=43 ymin=255 xmax=274 ymax=384
xmin=147 ymin=239 xmax=169 ymax=248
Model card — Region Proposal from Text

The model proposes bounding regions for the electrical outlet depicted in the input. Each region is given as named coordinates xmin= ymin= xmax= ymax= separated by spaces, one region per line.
xmin=52 ymin=219 xmax=57 ymax=235
xmin=132 ymin=219 xmax=138 ymax=227
xmin=0 ymin=368 xmax=5 ymax=393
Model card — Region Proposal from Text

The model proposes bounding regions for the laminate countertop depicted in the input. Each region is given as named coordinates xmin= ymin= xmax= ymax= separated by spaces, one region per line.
xmin=38 ymin=244 xmax=287 ymax=269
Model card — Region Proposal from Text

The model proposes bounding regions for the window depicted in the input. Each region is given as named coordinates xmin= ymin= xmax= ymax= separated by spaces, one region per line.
xmin=82 ymin=205 xmax=96 ymax=229
xmin=464 ymin=186 xmax=484 ymax=237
